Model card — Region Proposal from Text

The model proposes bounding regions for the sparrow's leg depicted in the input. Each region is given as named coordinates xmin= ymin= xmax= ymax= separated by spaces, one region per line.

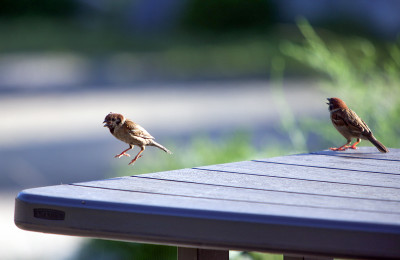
xmin=129 ymin=147 xmax=145 ymax=165
xmin=115 ymin=145 xmax=133 ymax=158
xmin=349 ymin=138 xmax=361 ymax=149
xmin=329 ymin=140 xmax=351 ymax=151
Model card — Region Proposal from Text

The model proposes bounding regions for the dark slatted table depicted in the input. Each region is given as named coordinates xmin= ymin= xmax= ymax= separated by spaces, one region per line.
xmin=15 ymin=147 xmax=400 ymax=260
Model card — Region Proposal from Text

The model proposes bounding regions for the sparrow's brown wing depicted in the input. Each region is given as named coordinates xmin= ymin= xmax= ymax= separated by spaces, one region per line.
xmin=342 ymin=109 xmax=371 ymax=135
xmin=331 ymin=110 xmax=347 ymax=127
xmin=124 ymin=120 xmax=155 ymax=139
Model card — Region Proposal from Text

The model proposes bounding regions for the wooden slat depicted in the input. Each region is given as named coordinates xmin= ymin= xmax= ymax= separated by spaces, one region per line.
xmin=312 ymin=147 xmax=400 ymax=161
xmin=197 ymin=160 xmax=400 ymax=188
xmin=73 ymin=175 xmax=400 ymax=215
xmin=138 ymin=169 xmax=400 ymax=201
xmin=255 ymin=154 xmax=398 ymax=175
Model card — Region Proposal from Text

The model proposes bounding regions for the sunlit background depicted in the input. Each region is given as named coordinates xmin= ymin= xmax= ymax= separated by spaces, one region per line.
xmin=1 ymin=0 xmax=399 ymax=259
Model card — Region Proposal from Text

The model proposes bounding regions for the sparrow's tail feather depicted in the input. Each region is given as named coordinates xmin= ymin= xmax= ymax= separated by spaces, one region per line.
xmin=368 ymin=135 xmax=389 ymax=153
xmin=151 ymin=141 xmax=173 ymax=154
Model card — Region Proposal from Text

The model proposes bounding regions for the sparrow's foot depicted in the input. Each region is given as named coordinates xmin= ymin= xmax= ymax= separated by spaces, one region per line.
xmin=349 ymin=145 xmax=358 ymax=150
xmin=329 ymin=146 xmax=349 ymax=151
xmin=349 ymin=140 xmax=360 ymax=150
xmin=128 ymin=155 xmax=143 ymax=165
xmin=115 ymin=152 xmax=131 ymax=158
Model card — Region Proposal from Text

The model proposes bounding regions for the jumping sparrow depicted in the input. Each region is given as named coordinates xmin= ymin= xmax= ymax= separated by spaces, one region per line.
xmin=103 ymin=113 xmax=172 ymax=165
xmin=327 ymin=98 xmax=388 ymax=153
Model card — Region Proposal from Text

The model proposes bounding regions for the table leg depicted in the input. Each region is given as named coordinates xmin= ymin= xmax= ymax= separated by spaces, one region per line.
xmin=177 ymin=247 xmax=229 ymax=260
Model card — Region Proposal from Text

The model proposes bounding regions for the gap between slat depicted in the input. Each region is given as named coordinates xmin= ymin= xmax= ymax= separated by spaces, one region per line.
xmin=68 ymin=182 xmax=400 ymax=215
xmin=310 ymin=152 xmax=400 ymax=162
xmin=192 ymin=167 xmax=400 ymax=190
xmin=129 ymin=175 xmax=400 ymax=203
xmin=252 ymin=160 xmax=400 ymax=176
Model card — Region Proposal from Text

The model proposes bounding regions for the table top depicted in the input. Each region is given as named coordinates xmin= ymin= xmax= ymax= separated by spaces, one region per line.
xmin=15 ymin=147 xmax=400 ymax=259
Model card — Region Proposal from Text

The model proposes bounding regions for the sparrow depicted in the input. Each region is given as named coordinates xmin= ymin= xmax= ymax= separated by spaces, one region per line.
xmin=327 ymin=97 xmax=388 ymax=153
xmin=103 ymin=113 xmax=172 ymax=165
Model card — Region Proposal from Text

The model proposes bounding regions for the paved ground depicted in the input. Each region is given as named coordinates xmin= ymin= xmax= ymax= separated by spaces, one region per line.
xmin=1 ymin=79 xmax=327 ymax=259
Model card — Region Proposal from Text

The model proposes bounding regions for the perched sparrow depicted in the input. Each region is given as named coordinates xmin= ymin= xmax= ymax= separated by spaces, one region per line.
xmin=327 ymin=98 xmax=388 ymax=153
xmin=103 ymin=113 xmax=172 ymax=165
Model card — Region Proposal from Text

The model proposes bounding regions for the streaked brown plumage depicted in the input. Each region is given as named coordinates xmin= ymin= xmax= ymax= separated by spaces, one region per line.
xmin=103 ymin=113 xmax=172 ymax=165
xmin=327 ymin=98 xmax=388 ymax=153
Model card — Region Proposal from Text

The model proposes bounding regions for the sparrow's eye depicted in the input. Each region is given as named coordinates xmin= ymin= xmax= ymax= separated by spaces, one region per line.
xmin=112 ymin=118 xmax=116 ymax=121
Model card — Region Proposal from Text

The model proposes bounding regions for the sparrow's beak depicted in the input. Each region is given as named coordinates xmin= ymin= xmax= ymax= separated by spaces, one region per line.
xmin=326 ymin=98 xmax=331 ymax=105
xmin=103 ymin=120 xmax=109 ymax=127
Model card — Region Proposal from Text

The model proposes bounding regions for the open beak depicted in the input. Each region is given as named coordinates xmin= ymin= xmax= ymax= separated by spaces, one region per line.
xmin=103 ymin=120 xmax=109 ymax=127
xmin=326 ymin=98 xmax=331 ymax=105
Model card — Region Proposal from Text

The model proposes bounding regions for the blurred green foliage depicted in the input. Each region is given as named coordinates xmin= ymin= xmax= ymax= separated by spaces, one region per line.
xmin=75 ymin=240 xmax=177 ymax=260
xmin=270 ymin=55 xmax=308 ymax=152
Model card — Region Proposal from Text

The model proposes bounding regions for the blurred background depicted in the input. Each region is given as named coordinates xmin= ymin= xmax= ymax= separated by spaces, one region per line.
xmin=1 ymin=0 xmax=400 ymax=259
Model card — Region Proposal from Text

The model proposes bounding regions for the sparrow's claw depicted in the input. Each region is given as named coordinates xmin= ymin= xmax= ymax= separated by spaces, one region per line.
xmin=115 ymin=152 xmax=131 ymax=158
xmin=128 ymin=155 xmax=143 ymax=165
xmin=349 ymin=140 xmax=360 ymax=150
xmin=329 ymin=146 xmax=349 ymax=151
